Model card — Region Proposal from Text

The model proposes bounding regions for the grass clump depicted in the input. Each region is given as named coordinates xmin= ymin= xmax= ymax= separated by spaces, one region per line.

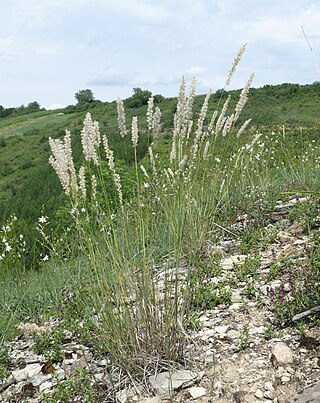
xmin=1 ymin=46 xmax=320 ymax=389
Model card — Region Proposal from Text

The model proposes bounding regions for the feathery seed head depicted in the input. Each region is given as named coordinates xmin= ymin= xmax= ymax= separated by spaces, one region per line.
xmin=152 ymin=107 xmax=162 ymax=137
xmin=49 ymin=130 xmax=78 ymax=196
xmin=225 ymin=43 xmax=247 ymax=86
xmin=81 ymin=112 xmax=101 ymax=165
xmin=146 ymin=97 xmax=154 ymax=132
xmin=78 ymin=166 xmax=86 ymax=198
xmin=237 ymin=119 xmax=252 ymax=138
xmin=131 ymin=116 xmax=139 ymax=147
xmin=116 ymin=98 xmax=127 ymax=138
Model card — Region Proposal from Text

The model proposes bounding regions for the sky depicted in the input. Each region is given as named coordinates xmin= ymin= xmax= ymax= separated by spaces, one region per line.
xmin=1 ymin=0 xmax=320 ymax=109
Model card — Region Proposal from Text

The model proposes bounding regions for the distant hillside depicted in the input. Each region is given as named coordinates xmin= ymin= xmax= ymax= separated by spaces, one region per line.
xmin=0 ymin=81 xmax=319 ymax=226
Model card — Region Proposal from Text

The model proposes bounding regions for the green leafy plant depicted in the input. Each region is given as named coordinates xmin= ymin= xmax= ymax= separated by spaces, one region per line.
xmin=235 ymin=323 xmax=251 ymax=351
xmin=43 ymin=369 xmax=95 ymax=402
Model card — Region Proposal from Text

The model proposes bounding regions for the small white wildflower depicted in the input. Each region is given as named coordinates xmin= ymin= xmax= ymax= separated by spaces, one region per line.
xmin=39 ymin=216 xmax=47 ymax=224
xmin=42 ymin=255 xmax=49 ymax=262
xmin=2 ymin=237 xmax=6 ymax=243
xmin=144 ymin=182 xmax=149 ymax=188
xmin=81 ymin=207 xmax=86 ymax=213
xmin=5 ymin=244 xmax=12 ymax=252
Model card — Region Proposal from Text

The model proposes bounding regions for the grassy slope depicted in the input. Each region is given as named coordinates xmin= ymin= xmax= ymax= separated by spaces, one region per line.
xmin=0 ymin=82 xmax=319 ymax=224
xmin=0 ymin=82 xmax=320 ymax=394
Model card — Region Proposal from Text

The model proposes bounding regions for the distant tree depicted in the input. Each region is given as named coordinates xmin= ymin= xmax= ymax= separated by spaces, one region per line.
xmin=126 ymin=88 xmax=152 ymax=108
xmin=75 ymin=89 xmax=95 ymax=104
xmin=27 ymin=101 xmax=41 ymax=112
xmin=154 ymin=94 xmax=164 ymax=103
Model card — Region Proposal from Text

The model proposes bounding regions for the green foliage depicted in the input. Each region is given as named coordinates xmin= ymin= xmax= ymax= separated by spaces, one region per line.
xmin=270 ymin=234 xmax=320 ymax=324
xmin=125 ymin=87 xmax=152 ymax=108
xmin=0 ymin=347 xmax=9 ymax=380
xmin=0 ymin=101 xmax=42 ymax=118
xmin=43 ymin=369 xmax=95 ymax=403
xmin=235 ymin=323 xmax=251 ymax=351
xmin=33 ymin=331 xmax=64 ymax=363
xmin=188 ymin=255 xmax=232 ymax=309
xmin=1 ymin=77 xmax=320 ymax=382
xmin=235 ymin=254 xmax=261 ymax=282
xmin=74 ymin=89 xmax=95 ymax=104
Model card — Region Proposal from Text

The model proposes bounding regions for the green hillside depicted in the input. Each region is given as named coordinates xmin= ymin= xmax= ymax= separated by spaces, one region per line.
xmin=1 ymin=79 xmax=320 ymax=401
xmin=0 ymin=82 xmax=319 ymax=226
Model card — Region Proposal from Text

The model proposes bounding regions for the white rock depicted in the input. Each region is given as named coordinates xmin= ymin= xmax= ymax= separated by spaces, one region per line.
xmin=215 ymin=325 xmax=230 ymax=336
xmin=229 ymin=303 xmax=241 ymax=311
xmin=264 ymin=381 xmax=274 ymax=392
xmin=260 ymin=281 xmax=282 ymax=295
xmin=272 ymin=342 xmax=293 ymax=366
xmin=12 ymin=363 xmax=42 ymax=382
xmin=39 ymin=380 xmax=54 ymax=392
xmin=30 ymin=373 xmax=52 ymax=387
xmin=189 ymin=386 xmax=207 ymax=399
xmin=255 ymin=388 xmax=264 ymax=399
xmin=226 ymin=329 xmax=240 ymax=339
xmin=249 ymin=326 xmax=265 ymax=335
xmin=149 ymin=370 xmax=198 ymax=397
xmin=277 ymin=231 xmax=295 ymax=244
xmin=139 ymin=398 xmax=162 ymax=403
xmin=221 ymin=255 xmax=246 ymax=270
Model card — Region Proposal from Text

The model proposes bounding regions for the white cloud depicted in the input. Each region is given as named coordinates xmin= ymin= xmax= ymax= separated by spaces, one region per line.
xmin=1 ymin=0 xmax=320 ymax=106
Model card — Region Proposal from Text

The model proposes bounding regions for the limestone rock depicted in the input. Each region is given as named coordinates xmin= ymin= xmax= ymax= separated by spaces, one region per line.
xmin=291 ymin=381 xmax=320 ymax=402
xmin=221 ymin=255 xmax=246 ymax=270
xmin=149 ymin=370 xmax=199 ymax=397
xmin=189 ymin=386 xmax=207 ymax=399
xmin=12 ymin=363 xmax=42 ymax=382
xmin=271 ymin=342 xmax=293 ymax=366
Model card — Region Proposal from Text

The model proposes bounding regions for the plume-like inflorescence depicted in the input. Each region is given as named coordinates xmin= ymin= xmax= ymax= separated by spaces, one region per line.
xmin=152 ymin=107 xmax=162 ymax=137
xmin=203 ymin=141 xmax=210 ymax=160
xmin=171 ymin=77 xmax=197 ymax=164
xmin=49 ymin=130 xmax=78 ymax=196
xmin=184 ymin=78 xmax=196 ymax=125
xmin=116 ymin=98 xmax=128 ymax=138
xmin=234 ymin=73 xmax=254 ymax=123
xmin=195 ymin=91 xmax=211 ymax=142
xmin=208 ymin=110 xmax=218 ymax=133
xmin=146 ymin=97 xmax=154 ymax=132
xmin=216 ymin=95 xmax=231 ymax=133
xmin=78 ymin=166 xmax=86 ymax=198
xmin=236 ymin=119 xmax=252 ymax=138
xmin=190 ymin=91 xmax=211 ymax=163
xmin=103 ymin=135 xmax=123 ymax=206
xmin=81 ymin=112 xmax=101 ymax=165
xmin=225 ymin=43 xmax=247 ymax=87
xmin=222 ymin=114 xmax=234 ymax=137
xmin=131 ymin=116 xmax=139 ymax=147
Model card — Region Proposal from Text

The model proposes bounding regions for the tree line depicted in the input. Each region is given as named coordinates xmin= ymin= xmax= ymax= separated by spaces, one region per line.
xmin=0 ymin=101 xmax=42 ymax=118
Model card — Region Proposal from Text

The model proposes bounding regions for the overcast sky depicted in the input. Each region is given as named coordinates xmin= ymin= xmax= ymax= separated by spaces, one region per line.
xmin=1 ymin=0 xmax=320 ymax=109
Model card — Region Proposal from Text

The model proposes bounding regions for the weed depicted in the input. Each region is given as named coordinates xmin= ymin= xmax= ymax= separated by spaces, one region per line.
xmin=0 ymin=347 xmax=9 ymax=380
xmin=33 ymin=331 xmax=64 ymax=363
xmin=235 ymin=323 xmax=251 ymax=351
xmin=264 ymin=324 xmax=277 ymax=340
xmin=235 ymin=254 xmax=261 ymax=282
xmin=43 ymin=369 xmax=95 ymax=402
xmin=267 ymin=262 xmax=281 ymax=281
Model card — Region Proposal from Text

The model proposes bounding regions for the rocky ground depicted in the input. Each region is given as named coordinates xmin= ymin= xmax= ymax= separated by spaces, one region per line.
xmin=0 ymin=197 xmax=319 ymax=402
